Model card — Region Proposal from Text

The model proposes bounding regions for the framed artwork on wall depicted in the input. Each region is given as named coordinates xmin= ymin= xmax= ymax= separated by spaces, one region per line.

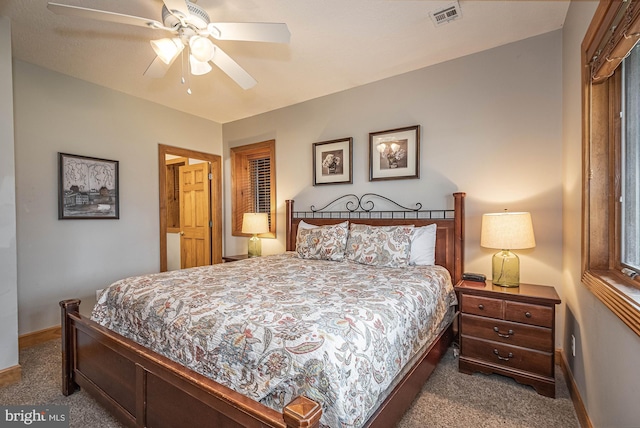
xmin=313 ymin=137 xmax=353 ymax=185
xmin=58 ymin=152 xmax=120 ymax=219
xmin=369 ymin=125 xmax=420 ymax=181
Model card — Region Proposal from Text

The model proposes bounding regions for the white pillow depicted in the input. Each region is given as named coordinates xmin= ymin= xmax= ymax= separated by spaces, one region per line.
xmin=298 ymin=220 xmax=319 ymax=230
xmin=297 ymin=220 xmax=348 ymax=231
xmin=410 ymin=223 xmax=437 ymax=266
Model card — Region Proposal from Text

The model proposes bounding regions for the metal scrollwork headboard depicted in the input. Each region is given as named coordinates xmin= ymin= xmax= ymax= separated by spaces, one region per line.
xmin=310 ymin=193 xmax=422 ymax=213
xmin=296 ymin=193 xmax=452 ymax=220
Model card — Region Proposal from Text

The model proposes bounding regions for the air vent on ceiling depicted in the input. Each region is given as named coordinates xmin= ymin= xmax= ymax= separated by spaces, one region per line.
xmin=429 ymin=1 xmax=462 ymax=26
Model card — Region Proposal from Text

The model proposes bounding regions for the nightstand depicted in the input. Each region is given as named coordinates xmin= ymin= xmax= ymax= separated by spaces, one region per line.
xmin=222 ymin=254 xmax=250 ymax=262
xmin=455 ymin=279 xmax=561 ymax=398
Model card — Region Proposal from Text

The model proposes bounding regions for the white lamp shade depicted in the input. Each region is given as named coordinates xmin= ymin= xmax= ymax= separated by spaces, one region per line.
xmin=189 ymin=54 xmax=212 ymax=75
xmin=150 ymin=38 xmax=184 ymax=65
xmin=242 ymin=213 xmax=269 ymax=234
xmin=189 ymin=36 xmax=216 ymax=62
xmin=480 ymin=212 xmax=536 ymax=250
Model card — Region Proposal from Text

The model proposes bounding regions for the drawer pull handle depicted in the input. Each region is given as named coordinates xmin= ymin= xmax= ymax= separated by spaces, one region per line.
xmin=493 ymin=327 xmax=514 ymax=338
xmin=493 ymin=349 xmax=514 ymax=361
xmin=478 ymin=304 xmax=484 ymax=310
xmin=525 ymin=312 xmax=532 ymax=318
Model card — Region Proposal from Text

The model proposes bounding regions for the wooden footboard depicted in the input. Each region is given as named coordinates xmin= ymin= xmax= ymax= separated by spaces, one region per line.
xmin=60 ymin=299 xmax=322 ymax=428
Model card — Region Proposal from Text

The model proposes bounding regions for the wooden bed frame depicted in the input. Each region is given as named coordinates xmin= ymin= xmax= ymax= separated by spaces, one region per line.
xmin=60 ymin=192 xmax=465 ymax=428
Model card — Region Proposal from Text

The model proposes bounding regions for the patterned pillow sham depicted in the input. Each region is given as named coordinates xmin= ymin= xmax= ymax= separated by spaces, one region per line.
xmin=345 ymin=224 xmax=414 ymax=267
xmin=295 ymin=222 xmax=349 ymax=261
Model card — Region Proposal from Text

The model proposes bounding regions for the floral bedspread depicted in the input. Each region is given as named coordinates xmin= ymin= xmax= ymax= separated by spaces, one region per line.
xmin=92 ymin=253 xmax=456 ymax=428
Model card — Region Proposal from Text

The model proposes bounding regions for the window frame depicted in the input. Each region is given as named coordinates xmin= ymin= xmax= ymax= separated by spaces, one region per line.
xmin=582 ymin=1 xmax=640 ymax=337
xmin=230 ymin=140 xmax=276 ymax=238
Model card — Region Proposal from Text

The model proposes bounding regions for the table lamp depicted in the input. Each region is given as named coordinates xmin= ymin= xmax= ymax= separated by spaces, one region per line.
xmin=242 ymin=213 xmax=269 ymax=257
xmin=480 ymin=211 xmax=536 ymax=287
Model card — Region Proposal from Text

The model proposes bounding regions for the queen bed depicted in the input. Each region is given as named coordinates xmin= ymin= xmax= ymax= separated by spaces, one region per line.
xmin=60 ymin=192 xmax=465 ymax=428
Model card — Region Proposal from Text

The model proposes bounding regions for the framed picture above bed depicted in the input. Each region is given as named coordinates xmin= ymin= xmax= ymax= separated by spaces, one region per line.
xmin=312 ymin=137 xmax=353 ymax=185
xmin=369 ymin=125 xmax=420 ymax=181
xmin=58 ymin=152 xmax=119 ymax=219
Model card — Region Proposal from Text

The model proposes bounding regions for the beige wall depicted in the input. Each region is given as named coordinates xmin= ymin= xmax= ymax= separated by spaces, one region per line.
xmin=12 ymin=60 xmax=223 ymax=333
xmin=223 ymin=31 xmax=564 ymax=343
xmin=562 ymin=1 xmax=640 ymax=426
xmin=0 ymin=16 xmax=19 ymax=371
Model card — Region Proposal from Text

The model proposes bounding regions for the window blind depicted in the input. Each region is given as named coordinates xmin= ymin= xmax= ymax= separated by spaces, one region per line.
xmin=248 ymin=156 xmax=272 ymax=228
xmin=590 ymin=0 xmax=640 ymax=83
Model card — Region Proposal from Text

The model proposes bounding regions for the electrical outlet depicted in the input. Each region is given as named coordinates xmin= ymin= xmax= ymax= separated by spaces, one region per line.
xmin=571 ymin=334 xmax=576 ymax=357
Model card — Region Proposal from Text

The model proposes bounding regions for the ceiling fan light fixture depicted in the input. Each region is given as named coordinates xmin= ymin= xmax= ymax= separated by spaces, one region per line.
xmin=150 ymin=37 xmax=184 ymax=65
xmin=189 ymin=54 xmax=212 ymax=76
xmin=48 ymin=1 xmax=288 ymax=90
xmin=189 ymin=36 xmax=215 ymax=63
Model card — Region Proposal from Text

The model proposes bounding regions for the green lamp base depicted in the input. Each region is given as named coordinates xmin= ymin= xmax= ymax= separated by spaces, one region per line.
xmin=492 ymin=249 xmax=520 ymax=287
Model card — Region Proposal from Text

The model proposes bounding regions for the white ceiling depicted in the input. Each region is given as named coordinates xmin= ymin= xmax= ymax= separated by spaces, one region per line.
xmin=0 ymin=0 xmax=571 ymax=124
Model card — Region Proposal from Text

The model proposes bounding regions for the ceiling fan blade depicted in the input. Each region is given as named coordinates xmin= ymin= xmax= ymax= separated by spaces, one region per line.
xmin=47 ymin=2 xmax=163 ymax=29
xmin=162 ymin=0 xmax=191 ymax=15
xmin=143 ymin=55 xmax=172 ymax=78
xmin=208 ymin=23 xmax=290 ymax=43
xmin=210 ymin=46 xmax=257 ymax=90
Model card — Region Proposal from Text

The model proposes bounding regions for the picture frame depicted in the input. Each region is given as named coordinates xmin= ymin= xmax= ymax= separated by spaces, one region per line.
xmin=58 ymin=152 xmax=119 ymax=219
xmin=369 ymin=125 xmax=420 ymax=181
xmin=313 ymin=137 xmax=353 ymax=185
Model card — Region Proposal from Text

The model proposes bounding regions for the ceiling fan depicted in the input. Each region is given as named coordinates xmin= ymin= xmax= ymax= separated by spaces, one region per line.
xmin=47 ymin=0 xmax=291 ymax=90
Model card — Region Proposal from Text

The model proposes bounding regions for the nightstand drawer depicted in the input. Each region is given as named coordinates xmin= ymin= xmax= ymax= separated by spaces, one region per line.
xmin=505 ymin=301 xmax=553 ymax=328
xmin=461 ymin=294 xmax=502 ymax=319
xmin=461 ymin=336 xmax=553 ymax=377
xmin=460 ymin=314 xmax=553 ymax=352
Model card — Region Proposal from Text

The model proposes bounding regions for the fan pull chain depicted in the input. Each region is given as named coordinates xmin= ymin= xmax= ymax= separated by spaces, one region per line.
xmin=180 ymin=49 xmax=192 ymax=95
xmin=180 ymin=49 xmax=185 ymax=84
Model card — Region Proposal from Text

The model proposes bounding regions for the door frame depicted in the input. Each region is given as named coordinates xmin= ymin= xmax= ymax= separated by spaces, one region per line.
xmin=158 ymin=144 xmax=222 ymax=272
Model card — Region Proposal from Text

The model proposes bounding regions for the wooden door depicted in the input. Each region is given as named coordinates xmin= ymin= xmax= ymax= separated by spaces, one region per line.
xmin=179 ymin=162 xmax=211 ymax=269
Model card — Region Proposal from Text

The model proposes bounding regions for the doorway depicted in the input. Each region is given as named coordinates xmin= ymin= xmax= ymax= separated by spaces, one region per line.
xmin=158 ymin=144 xmax=222 ymax=272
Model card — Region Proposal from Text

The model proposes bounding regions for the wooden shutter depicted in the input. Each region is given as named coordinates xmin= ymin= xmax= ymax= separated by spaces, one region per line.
xmin=231 ymin=140 xmax=276 ymax=237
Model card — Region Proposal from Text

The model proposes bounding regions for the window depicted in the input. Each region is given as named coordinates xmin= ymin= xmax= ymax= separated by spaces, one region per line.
xmin=231 ymin=140 xmax=276 ymax=237
xmin=582 ymin=1 xmax=640 ymax=337
xmin=622 ymin=46 xmax=640 ymax=272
